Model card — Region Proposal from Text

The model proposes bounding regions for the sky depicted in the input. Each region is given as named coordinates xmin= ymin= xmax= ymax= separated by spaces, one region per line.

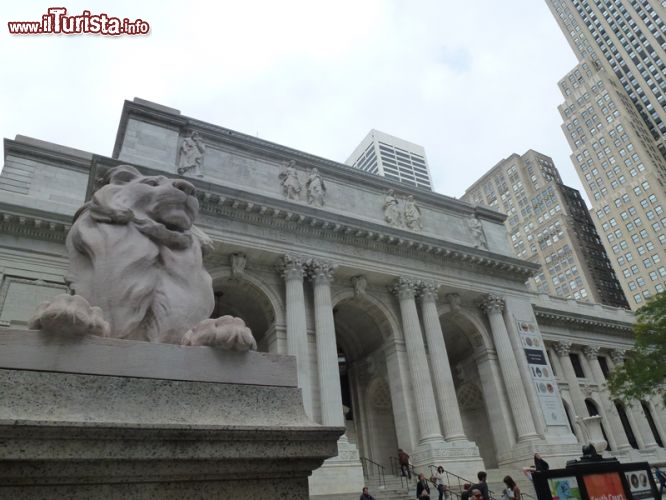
xmin=1 ymin=1 xmax=584 ymax=203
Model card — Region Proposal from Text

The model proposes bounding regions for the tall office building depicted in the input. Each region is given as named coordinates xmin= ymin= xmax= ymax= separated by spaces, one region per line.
xmin=545 ymin=0 xmax=666 ymax=158
xmin=545 ymin=0 xmax=666 ymax=309
xmin=462 ymin=150 xmax=629 ymax=308
xmin=345 ymin=129 xmax=433 ymax=190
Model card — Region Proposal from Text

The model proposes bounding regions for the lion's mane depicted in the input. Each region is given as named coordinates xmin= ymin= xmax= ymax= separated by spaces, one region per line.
xmin=66 ymin=165 xmax=215 ymax=343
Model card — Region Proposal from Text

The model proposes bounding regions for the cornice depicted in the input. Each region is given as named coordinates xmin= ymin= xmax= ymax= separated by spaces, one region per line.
xmin=0 ymin=209 xmax=71 ymax=242
xmin=4 ymin=137 xmax=93 ymax=173
xmin=114 ymin=99 xmax=507 ymax=223
xmin=533 ymin=307 xmax=634 ymax=335
xmin=88 ymin=158 xmax=538 ymax=283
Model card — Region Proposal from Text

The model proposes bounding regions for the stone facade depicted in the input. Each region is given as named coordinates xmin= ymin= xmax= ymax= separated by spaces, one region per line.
xmin=1 ymin=99 xmax=665 ymax=497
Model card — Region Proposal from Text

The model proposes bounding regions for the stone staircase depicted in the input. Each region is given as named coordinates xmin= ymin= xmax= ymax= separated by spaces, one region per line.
xmin=360 ymin=466 xmax=539 ymax=500
xmin=485 ymin=468 xmax=538 ymax=500
xmin=365 ymin=474 xmax=412 ymax=499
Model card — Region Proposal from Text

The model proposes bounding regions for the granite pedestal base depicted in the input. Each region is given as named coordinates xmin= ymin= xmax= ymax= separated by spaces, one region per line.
xmin=0 ymin=330 xmax=343 ymax=499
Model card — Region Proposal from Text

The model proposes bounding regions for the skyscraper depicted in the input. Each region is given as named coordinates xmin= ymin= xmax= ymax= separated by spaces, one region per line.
xmin=462 ymin=150 xmax=629 ymax=308
xmin=545 ymin=0 xmax=666 ymax=309
xmin=545 ymin=0 xmax=666 ymax=158
xmin=345 ymin=129 xmax=433 ymax=190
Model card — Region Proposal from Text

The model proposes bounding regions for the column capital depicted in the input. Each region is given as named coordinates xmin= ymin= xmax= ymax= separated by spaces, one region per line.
xmin=391 ymin=277 xmax=418 ymax=300
xmin=276 ymin=254 xmax=305 ymax=281
xmin=480 ymin=294 xmax=504 ymax=315
xmin=417 ymin=281 xmax=440 ymax=303
xmin=610 ymin=349 xmax=626 ymax=364
xmin=583 ymin=345 xmax=600 ymax=360
xmin=553 ymin=341 xmax=572 ymax=357
xmin=306 ymin=259 xmax=337 ymax=284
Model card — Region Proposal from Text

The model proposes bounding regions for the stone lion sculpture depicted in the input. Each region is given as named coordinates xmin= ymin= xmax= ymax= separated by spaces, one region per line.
xmin=29 ymin=165 xmax=256 ymax=350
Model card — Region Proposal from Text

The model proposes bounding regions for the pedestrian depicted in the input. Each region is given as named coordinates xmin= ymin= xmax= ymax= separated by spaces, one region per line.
xmin=461 ymin=484 xmax=472 ymax=500
xmin=432 ymin=466 xmax=447 ymax=500
xmin=503 ymin=475 xmax=521 ymax=500
xmin=470 ymin=488 xmax=483 ymax=500
xmin=534 ymin=453 xmax=549 ymax=472
xmin=360 ymin=485 xmax=375 ymax=500
xmin=398 ymin=448 xmax=412 ymax=480
xmin=655 ymin=467 xmax=666 ymax=498
xmin=471 ymin=471 xmax=489 ymax=500
xmin=416 ymin=472 xmax=431 ymax=499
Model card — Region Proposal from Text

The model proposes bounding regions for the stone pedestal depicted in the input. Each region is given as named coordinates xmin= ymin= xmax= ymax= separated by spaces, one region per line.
xmin=0 ymin=330 xmax=343 ymax=499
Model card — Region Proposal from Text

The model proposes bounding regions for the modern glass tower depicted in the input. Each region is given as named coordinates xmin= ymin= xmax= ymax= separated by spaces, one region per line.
xmin=545 ymin=0 xmax=666 ymax=309
xmin=345 ymin=129 xmax=433 ymax=190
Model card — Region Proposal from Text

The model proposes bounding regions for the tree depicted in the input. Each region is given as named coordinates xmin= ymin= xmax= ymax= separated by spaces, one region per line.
xmin=607 ymin=291 xmax=666 ymax=405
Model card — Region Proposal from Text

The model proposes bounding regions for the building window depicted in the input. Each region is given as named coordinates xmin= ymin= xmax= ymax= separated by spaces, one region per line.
xmin=641 ymin=401 xmax=664 ymax=447
xmin=615 ymin=402 xmax=639 ymax=449
xmin=570 ymin=353 xmax=586 ymax=378
xmin=598 ymin=356 xmax=611 ymax=379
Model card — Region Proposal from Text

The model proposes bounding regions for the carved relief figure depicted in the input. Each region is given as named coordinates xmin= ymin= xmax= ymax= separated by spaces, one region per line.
xmin=403 ymin=195 xmax=422 ymax=231
xmin=279 ymin=160 xmax=302 ymax=200
xmin=468 ymin=216 xmax=488 ymax=249
xmin=306 ymin=167 xmax=326 ymax=206
xmin=230 ymin=253 xmax=247 ymax=279
xmin=383 ymin=189 xmax=402 ymax=226
xmin=177 ymin=131 xmax=206 ymax=177
xmin=29 ymin=165 xmax=256 ymax=350
xmin=351 ymin=275 xmax=367 ymax=297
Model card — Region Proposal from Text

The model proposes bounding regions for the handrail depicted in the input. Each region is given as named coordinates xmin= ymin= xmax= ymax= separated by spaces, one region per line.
xmin=425 ymin=465 xmax=536 ymax=500
xmin=389 ymin=455 xmax=416 ymax=490
xmin=359 ymin=456 xmax=386 ymax=489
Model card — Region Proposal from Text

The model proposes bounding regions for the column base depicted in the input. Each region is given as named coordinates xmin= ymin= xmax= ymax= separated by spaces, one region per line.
xmin=309 ymin=436 xmax=364 ymax=497
xmin=411 ymin=437 xmax=485 ymax=478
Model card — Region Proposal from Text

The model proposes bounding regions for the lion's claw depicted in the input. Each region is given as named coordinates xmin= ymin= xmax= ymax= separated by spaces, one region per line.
xmin=28 ymin=293 xmax=110 ymax=337
xmin=181 ymin=315 xmax=256 ymax=350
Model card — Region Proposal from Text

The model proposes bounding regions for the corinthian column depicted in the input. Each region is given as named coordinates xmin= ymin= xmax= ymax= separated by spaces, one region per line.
xmin=553 ymin=342 xmax=589 ymax=422
xmin=481 ymin=294 xmax=539 ymax=442
xmin=392 ymin=277 xmax=443 ymax=443
xmin=583 ymin=346 xmax=632 ymax=450
xmin=306 ymin=259 xmax=344 ymax=427
xmin=277 ymin=255 xmax=312 ymax=417
xmin=607 ymin=349 xmax=657 ymax=449
xmin=418 ymin=283 xmax=467 ymax=441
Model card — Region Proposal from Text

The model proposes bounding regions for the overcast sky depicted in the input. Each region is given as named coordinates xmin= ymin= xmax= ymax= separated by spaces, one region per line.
xmin=1 ymin=1 xmax=584 ymax=203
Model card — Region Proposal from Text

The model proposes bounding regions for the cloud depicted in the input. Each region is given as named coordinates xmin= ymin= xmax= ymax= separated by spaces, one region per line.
xmin=0 ymin=1 xmax=583 ymax=203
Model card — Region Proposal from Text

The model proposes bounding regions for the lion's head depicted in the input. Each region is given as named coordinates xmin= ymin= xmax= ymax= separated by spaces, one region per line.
xmin=74 ymin=165 xmax=204 ymax=250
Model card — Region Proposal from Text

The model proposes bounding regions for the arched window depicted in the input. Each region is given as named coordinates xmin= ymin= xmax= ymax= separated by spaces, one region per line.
xmin=585 ymin=399 xmax=612 ymax=451
xmin=562 ymin=399 xmax=576 ymax=435
xmin=615 ymin=401 xmax=639 ymax=449
xmin=641 ymin=401 xmax=664 ymax=447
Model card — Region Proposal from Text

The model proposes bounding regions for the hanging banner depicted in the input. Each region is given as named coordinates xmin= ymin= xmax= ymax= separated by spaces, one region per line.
xmin=516 ymin=319 xmax=569 ymax=426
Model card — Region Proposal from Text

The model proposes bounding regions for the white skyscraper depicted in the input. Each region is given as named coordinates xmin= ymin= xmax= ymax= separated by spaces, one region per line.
xmin=345 ymin=129 xmax=433 ymax=190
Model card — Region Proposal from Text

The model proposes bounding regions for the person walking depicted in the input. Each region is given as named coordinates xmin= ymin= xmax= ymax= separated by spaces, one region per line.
xmin=398 ymin=448 xmax=412 ymax=480
xmin=534 ymin=453 xmax=549 ymax=472
xmin=360 ymin=486 xmax=375 ymax=500
xmin=416 ymin=473 xmax=431 ymax=499
xmin=432 ymin=466 xmax=447 ymax=500
xmin=471 ymin=471 xmax=489 ymax=500
xmin=503 ymin=475 xmax=521 ymax=500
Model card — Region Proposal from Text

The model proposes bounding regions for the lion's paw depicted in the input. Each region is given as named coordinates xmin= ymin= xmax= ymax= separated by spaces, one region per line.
xmin=28 ymin=293 xmax=110 ymax=337
xmin=182 ymin=315 xmax=257 ymax=351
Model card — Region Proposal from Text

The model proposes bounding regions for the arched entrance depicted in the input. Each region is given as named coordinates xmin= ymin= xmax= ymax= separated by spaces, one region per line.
xmin=209 ymin=274 xmax=278 ymax=353
xmin=439 ymin=309 xmax=497 ymax=467
xmin=332 ymin=294 xmax=400 ymax=470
